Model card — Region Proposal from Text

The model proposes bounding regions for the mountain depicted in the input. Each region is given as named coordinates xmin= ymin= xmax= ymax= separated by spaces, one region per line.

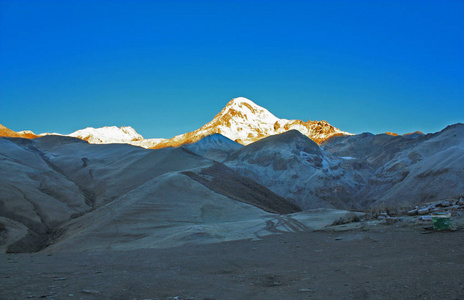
xmin=151 ymin=97 xmax=348 ymax=148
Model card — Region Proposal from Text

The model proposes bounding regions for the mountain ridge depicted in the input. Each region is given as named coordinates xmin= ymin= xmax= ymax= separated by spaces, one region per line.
xmin=0 ymin=97 xmax=349 ymax=148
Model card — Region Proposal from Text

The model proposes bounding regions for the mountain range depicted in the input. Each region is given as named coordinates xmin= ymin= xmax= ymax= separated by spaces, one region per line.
xmin=1 ymin=97 xmax=348 ymax=148
xmin=1 ymin=97 xmax=463 ymax=253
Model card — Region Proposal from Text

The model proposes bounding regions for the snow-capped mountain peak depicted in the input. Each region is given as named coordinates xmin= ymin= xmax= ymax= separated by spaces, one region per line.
xmin=189 ymin=97 xmax=348 ymax=145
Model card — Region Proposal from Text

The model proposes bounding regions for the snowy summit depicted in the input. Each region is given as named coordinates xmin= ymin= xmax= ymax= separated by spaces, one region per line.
xmin=152 ymin=97 xmax=349 ymax=148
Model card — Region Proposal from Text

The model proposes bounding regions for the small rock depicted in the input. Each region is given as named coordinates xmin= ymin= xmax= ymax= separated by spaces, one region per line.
xmin=298 ymin=288 xmax=314 ymax=293
xmin=335 ymin=237 xmax=343 ymax=240
xmin=458 ymin=198 xmax=464 ymax=206
xmin=53 ymin=277 xmax=67 ymax=281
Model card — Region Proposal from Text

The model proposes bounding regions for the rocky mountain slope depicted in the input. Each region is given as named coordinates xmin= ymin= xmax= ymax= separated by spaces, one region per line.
xmin=225 ymin=130 xmax=370 ymax=210
xmin=223 ymin=124 xmax=464 ymax=210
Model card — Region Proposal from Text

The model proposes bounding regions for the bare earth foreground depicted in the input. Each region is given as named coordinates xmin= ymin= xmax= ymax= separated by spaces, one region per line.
xmin=1 ymin=225 xmax=463 ymax=300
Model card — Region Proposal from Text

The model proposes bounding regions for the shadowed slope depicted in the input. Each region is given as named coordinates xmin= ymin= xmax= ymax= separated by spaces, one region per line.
xmin=183 ymin=163 xmax=300 ymax=214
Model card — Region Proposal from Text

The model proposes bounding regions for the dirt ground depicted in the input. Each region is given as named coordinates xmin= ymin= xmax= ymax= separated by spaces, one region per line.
xmin=1 ymin=224 xmax=463 ymax=300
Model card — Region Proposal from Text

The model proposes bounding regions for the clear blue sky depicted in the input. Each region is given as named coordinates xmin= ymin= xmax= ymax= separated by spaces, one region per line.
xmin=1 ymin=0 xmax=463 ymax=138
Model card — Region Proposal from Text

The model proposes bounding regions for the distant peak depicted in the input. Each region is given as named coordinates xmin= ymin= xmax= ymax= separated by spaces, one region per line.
xmin=220 ymin=97 xmax=278 ymax=121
